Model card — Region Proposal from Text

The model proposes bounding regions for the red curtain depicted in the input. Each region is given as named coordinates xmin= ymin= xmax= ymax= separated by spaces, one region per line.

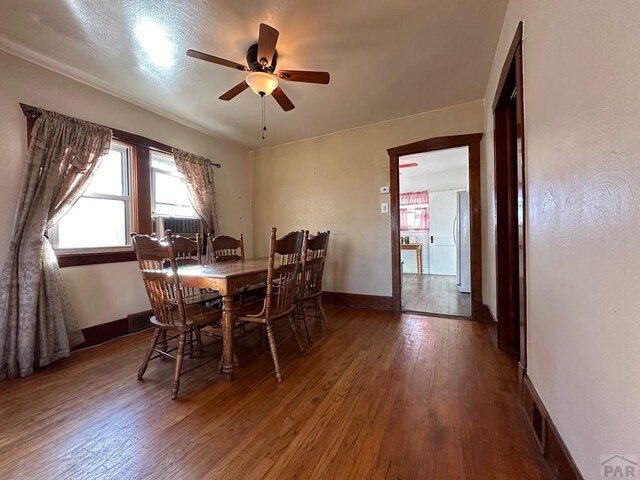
xmin=415 ymin=207 xmax=429 ymax=230
xmin=400 ymin=191 xmax=429 ymax=231
xmin=400 ymin=191 xmax=429 ymax=205
xmin=400 ymin=208 xmax=408 ymax=230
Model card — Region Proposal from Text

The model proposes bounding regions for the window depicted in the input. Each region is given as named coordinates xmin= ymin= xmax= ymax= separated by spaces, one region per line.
xmin=399 ymin=191 xmax=430 ymax=231
xmin=23 ymin=108 xmax=201 ymax=267
xmin=400 ymin=206 xmax=429 ymax=231
xmin=151 ymin=152 xmax=197 ymax=218
xmin=49 ymin=141 xmax=201 ymax=265
xmin=50 ymin=142 xmax=133 ymax=250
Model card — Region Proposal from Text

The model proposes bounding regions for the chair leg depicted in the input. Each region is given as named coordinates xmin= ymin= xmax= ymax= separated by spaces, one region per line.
xmin=316 ymin=296 xmax=330 ymax=329
xmin=138 ymin=328 xmax=161 ymax=380
xmin=258 ymin=324 xmax=267 ymax=348
xmin=300 ymin=302 xmax=313 ymax=345
xmin=194 ymin=327 xmax=204 ymax=354
xmin=187 ymin=330 xmax=194 ymax=359
xmin=171 ymin=332 xmax=187 ymax=400
xmin=288 ymin=314 xmax=306 ymax=355
xmin=265 ymin=323 xmax=282 ymax=383
xmin=159 ymin=330 xmax=168 ymax=361
xmin=295 ymin=302 xmax=312 ymax=345
xmin=293 ymin=302 xmax=302 ymax=328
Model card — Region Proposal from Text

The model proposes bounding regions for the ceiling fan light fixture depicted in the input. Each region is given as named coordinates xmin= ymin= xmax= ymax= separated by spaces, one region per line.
xmin=245 ymin=72 xmax=278 ymax=96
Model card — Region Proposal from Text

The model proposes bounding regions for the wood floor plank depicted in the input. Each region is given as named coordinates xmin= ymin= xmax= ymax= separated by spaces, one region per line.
xmin=402 ymin=274 xmax=471 ymax=317
xmin=0 ymin=306 xmax=549 ymax=480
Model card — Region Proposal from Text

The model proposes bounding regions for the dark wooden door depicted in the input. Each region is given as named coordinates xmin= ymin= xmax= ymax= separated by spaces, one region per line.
xmin=495 ymin=91 xmax=519 ymax=354
xmin=493 ymin=35 xmax=527 ymax=375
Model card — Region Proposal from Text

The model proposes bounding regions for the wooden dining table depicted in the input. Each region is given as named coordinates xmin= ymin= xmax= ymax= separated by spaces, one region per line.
xmin=401 ymin=243 xmax=423 ymax=275
xmin=178 ymin=257 xmax=269 ymax=380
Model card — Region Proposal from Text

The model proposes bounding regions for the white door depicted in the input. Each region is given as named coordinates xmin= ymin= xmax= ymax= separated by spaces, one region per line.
xmin=428 ymin=190 xmax=457 ymax=275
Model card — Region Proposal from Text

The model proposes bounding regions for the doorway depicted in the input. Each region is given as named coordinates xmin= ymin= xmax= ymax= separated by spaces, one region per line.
xmin=388 ymin=134 xmax=483 ymax=320
xmin=398 ymin=147 xmax=471 ymax=317
xmin=492 ymin=22 xmax=527 ymax=379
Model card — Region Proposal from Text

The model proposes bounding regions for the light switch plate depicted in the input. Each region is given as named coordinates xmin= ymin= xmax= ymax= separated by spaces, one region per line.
xmin=380 ymin=202 xmax=389 ymax=214
xmin=379 ymin=186 xmax=390 ymax=194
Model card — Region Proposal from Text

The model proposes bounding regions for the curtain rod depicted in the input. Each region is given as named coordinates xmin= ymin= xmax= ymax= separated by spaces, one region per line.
xmin=19 ymin=103 xmax=222 ymax=168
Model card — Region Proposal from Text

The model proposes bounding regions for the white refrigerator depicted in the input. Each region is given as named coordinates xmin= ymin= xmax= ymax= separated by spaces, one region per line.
xmin=455 ymin=191 xmax=471 ymax=293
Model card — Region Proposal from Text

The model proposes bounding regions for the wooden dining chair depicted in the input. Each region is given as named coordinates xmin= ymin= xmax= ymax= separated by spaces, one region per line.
xmin=209 ymin=234 xmax=244 ymax=261
xmin=296 ymin=230 xmax=331 ymax=343
xmin=165 ymin=232 xmax=220 ymax=306
xmin=170 ymin=232 xmax=202 ymax=264
xmin=210 ymin=233 xmax=266 ymax=305
xmin=132 ymin=231 xmax=223 ymax=399
xmin=235 ymin=228 xmax=306 ymax=383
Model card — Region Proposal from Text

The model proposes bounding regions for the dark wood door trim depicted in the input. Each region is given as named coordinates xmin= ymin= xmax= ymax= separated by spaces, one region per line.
xmin=492 ymin=22 xmax=528 ymax=383
xmin=388 ymin=133 xmax=483 ymax=319
xmin=493 ymin=22 xmax=524 ymax=111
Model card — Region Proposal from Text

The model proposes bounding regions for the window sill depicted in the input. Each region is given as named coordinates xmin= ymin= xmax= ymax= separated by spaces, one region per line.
xmin=56 ymin=249 xmax=136 ymax=268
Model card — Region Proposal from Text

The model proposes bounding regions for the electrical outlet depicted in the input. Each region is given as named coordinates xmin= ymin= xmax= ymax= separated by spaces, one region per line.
xmin=380 ymin=202 xmax=389 ymax=214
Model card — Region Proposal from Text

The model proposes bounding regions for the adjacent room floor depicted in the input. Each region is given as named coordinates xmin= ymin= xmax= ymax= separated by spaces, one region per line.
xmin=0 ymin=306 xmax=548 ymax=479
xmin=402 ymin=273 xmax=472 ymax=316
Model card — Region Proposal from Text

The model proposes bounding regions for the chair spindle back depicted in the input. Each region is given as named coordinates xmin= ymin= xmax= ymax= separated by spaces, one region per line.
xmin=132 ymin=231 xmax=188 ymax=328
xmin=164 ymin=233 xmax=205 ymax=300
xmin=264 ymin=228 xmax=304 ymax=319
xmin=301 ymin=230 xmax=330 ymax=298
xmin=169 ymin=233 xmax=202 ymax=266
xmin=210 ymin=234 xmax=245 ymax=262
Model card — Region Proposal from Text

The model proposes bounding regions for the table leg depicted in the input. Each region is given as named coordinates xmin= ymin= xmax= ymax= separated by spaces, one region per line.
xmin=417 ymin=246 xmax=423 ymax=275
xmin=221 ymin=295 xmax=235 ymax=381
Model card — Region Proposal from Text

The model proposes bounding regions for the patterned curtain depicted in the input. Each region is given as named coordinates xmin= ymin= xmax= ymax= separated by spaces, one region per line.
xmin=173 ymin=148 xmax=220 ymax=261
xmin=0 ymin=108 xmax=112 ymax=379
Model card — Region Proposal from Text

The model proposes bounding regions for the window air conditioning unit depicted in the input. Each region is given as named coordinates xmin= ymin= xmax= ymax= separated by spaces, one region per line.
xmin=154 ymin=216 xmax=203 ymax=239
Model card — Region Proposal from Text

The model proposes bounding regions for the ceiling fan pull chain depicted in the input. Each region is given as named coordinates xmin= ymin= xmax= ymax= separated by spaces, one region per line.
xmin=261 ymin=93 xmax=267 ymax=140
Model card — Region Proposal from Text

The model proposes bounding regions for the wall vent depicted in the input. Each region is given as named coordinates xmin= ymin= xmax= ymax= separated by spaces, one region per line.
xmin=522 ymin=376 xmax=549 ymax=453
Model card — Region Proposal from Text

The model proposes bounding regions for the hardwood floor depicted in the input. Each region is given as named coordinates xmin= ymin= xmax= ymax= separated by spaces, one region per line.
xmin=402 ymin=273 xmax=472 ymax=317
xmin=0 ymin=306 xmax=549 ymax=480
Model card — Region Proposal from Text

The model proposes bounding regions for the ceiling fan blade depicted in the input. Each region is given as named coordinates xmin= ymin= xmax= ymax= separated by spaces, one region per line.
xmin=187 ymin=49 xmax=248 ymax=71
xmin=257 ymin=23 xmax=279 ymax=66
xmin=277 ymin=70 xmax=330 ymax=84
xmin=272 ymin=86 xmax=295 ymax=111
xmin=219 ymin=81 xmax=250 ymax=101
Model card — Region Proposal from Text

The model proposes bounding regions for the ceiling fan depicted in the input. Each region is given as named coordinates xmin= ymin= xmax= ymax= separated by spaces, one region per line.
xmin=186 ymin=23 xmax=330 ymax=112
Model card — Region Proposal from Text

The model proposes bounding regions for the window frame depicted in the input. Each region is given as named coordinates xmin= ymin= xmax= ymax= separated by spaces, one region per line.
xmin=21 ymin=106 xmax=220 ymax=268
xmin=400 ymin=202 xmax=430 ymax=232
xmin=49 ymin=141 xmax=134 ymax=253
xmin=150 ymin=151 xmax=198 ymax=220
xmin=24 ymin=111 xmax=177 ymax=267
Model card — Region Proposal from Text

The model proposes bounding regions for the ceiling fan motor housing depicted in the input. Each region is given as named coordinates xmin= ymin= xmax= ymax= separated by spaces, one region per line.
xmin=247 ymin=43 xmax=277 ymax=72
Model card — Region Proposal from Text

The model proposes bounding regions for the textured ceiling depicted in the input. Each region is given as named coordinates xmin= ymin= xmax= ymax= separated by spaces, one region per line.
xmin=0 ymin=0 xmax=507 ymax=148
xmin=400 ymin=146 xmax=468 ymax=177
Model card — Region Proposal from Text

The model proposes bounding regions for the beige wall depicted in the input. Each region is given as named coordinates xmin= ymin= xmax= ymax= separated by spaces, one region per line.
xmin=0 ymin=51 xmax=253 ymax=328
xmin=251 ymin=101 xmax=483 ymax=297
xmin=483 ymin=1 xmax=640 ymax=476
xmin=400 ymin=169 xmax=468 ymax=194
